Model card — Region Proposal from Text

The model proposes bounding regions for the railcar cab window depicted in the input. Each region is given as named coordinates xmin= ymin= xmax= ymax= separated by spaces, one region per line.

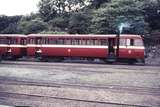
xmin=120 ymin=39 xmax=126 ymax=46
xmin=135 ymin=39 xmax=143 ymax=46
xmin=126 ymin=39 xmax=143 ymax=46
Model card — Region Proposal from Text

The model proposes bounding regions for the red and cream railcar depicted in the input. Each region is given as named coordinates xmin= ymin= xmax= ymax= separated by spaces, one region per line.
xmin=27 ymin=34 xmax=145 ymax=63
xmin=118 ymin=34 xmax=145 ymax=63
xmin=27 ymin=34 xmax=110 ymax=60
xmin=0 ymin=34 xmax=27 ymax=60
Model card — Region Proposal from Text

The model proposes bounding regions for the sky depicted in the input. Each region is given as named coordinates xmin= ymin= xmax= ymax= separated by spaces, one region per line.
xmin=0 ymin=0 xmax=40 ymax=16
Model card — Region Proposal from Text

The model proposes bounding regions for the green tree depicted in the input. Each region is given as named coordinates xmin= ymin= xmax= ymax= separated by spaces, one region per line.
xmin=48 ymin=16 xmax=69 ymax=31
xmin=0 ymin=15 xmax=22 ymax=34
xmin=91 ymin=0 xmax=149 ymax=34
xmin=18 ymin=17 xmax=48 ymax=34
xmin=143 ymin=0 xmax=160 ymax=31
xmin=68 ymin=12 xmax=91 ymax=34
xmin=38 ymin=0 xmax=88 ymax=21
xmin=89 ymin=0 xmax=111 ymax=9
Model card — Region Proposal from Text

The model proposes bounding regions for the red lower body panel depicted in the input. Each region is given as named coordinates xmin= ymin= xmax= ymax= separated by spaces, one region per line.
xmin=27 ymin=47 xmax=36 ymax=56
xmin=27 ymin=47 xmax=108 ymax=58
xmin=11 ymin=47 xmax=22 ymax=56
xmin=119 ymin=48 xmax=144 ymax=59
xmin=42 ymin=47 xmax=108 ymax=58
xmin=0 ymin=47 xmax=7 ymax=55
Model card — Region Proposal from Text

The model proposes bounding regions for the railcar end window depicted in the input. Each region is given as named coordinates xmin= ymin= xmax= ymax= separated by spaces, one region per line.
xmin=120 ymin=39 xmax=126 ymax=46
xmin=135 ymin=39 xmax=143 ymax=46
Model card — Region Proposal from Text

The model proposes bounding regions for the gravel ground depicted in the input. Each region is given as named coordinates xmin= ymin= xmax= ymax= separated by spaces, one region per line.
xmin=0 ymin=61 xmax=160 ymax=107
xmin=146 ymin=45 xmax=160 ymax=65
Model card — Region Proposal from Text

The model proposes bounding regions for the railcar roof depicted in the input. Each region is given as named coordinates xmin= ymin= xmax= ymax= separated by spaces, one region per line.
xmin=28 ymin=34 xmax=142 ymax=38
xmin=0 ymin=34 xmax=26 ymax=37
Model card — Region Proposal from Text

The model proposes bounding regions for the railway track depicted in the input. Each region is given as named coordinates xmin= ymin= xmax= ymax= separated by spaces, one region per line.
xmin=0 ymin=91 xmax=151 ymax=107
xmin=0 ymin=79 xmax=159 ymax=96
xmin=0 ymin=61 xmax=159 ymax=74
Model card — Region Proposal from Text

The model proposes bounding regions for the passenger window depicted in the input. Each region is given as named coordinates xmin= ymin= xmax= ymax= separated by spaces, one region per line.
xmin=65 ymin=39 xmax=71 ymax=45
xmin=10 ymin=38 xmax=16 ymax=44
xmin=81 ymin=39 xmax=87 ymax=45
xmin=126 ymin=39 xmax=130 ymax=46
xmin=135 ymin=39 xmax=143 ymax=46
xmin=86 ymin=39 xmax=91 ymax=45
xmin=71 ymin=39 xmax=80 ymax=45
xmin=36 ymin=38 xmax=42 ymax=44
xmin=101 ymin=39 xmax=108 ymax=46
xmin=0 ymin=38 xmax=7 ymax=44
xmin=126 ymin=39 xmax=134 ymax=46
xmin=90 ymin=39 xmax=95 ymax=45
xmin=57 ymin=39 xmax=64 ymax=45
xmin=29 ymin=38 xmax=35 ymax=44
xmin=49 ymin=38 xmax=56 ymax=44
xmin=120 ymin=39 xmax=126 ymax=46
xmin=21 ymin=39 xmax=27 ymax=45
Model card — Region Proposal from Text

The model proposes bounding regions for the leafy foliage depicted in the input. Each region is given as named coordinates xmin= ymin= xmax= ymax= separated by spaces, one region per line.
xmin=18 ymin=16 xmax=48 ymax=34
xmin=0 ymin=15 xmax=22 ymax=34
xmin=68 ymin=12 xmax=91 ymax=34
xmin=90 ymin=0 xmax=149 ymax=34
xmin=0 ymin=0 xmax=160 ymax=35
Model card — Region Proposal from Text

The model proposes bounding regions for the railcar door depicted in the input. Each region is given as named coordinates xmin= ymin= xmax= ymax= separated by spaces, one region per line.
xmin=107 ymin=38 xmax=116 ymax=62
xmin=35 ymin=37 xmax=42 ymax=58
xmin=20 ymin=38 xmax=27 ymax=56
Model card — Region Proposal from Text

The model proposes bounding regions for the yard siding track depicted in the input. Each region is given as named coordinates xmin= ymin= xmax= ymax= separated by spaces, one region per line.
xmin=0 ymin=92 xmax=152 ymax=107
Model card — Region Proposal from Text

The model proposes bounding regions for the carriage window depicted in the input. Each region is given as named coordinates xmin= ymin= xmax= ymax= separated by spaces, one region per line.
xmin=7 ymin=38 xmax=17 ymax=44
xmin=41 ymin=38 xmax=46 ymax=44
xmin=126 ymin=39 xmax=130 ymax=46
xmin=0 ymin=38 xmax=7 ymax=44
xmin=95 ymin=40 xmax=101 ymax=45
xmin=65 ymin=39 xmax=71 ymax=45
xmin=29 ymin=38 xmax=35 ymax=44
xmin=120 ymin=39 xmax=126 ymax=46
xmin=90 ymin=39 xmax=95 ymax=45
xmin=57 ymin=39 xmax=64 ymax=45
xmin=101 ymin=39 xmax=108 ymax=46
xmin=21 ymin=39 xmax=27 ymax=45
xmin=86 ymin=39 xmax=91 ymax=45
xmin=71 ymin=39 xmax=78 ymax=45
xmin=36 ymin=38 xmax=42 ymax=44
xmin=135 ymin=39 xmax=143 ymax=46
xmin=49 ymin=38 xmax=56 ymax=44
xmin=81 ymin=39 xmax=87 ymax=45
xmin=46 ymin=38 xmax=49 ymax=44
